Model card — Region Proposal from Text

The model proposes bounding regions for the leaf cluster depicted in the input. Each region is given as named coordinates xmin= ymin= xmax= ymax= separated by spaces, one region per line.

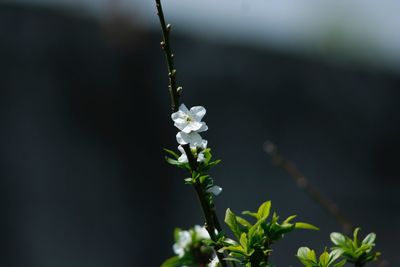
xmin=162 ymin=228 xmax=215 ymax=267
xmin=164 ymin=148 xmax=221 ymax=172
xmin=330 ymin=228 xmax=380 ymax=266
xmin=222 ymin=201 xmax=318 ymax=266
xmin=297 ymin=247 xmax=346 ymax=267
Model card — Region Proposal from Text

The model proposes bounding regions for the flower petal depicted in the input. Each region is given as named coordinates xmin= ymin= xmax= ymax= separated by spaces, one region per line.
xmin=177 ymin=145 xmax=188 ymax=163
xmin=209 ymin=256 xmax=219 ymax=267
xmin=197 ymin=122 xmax=208 ymax=133
xmin=193 ymin=225 xmax=210 ymax=240
xmin=176 ymin=132 xmax=189 ymax=145
xmin=190 ymin=106 xmax=206 ymax=121
xmin=207 ymin=185 xmax=223 ymax=196
xmin=189 ymin=133 xmax=204 ymax=147
xmin=197 ymin=151 xmax=205 ymax=162
xmin=200 ymin=139 xmax=208 ymax=149
xmin=178 ymin=154 xmax=188 ymax=163
xmin=179 ymin=103 xmax=189 ymax=113
xmin=173 ymin=230 xmax=192 ymax=257
xmin=182 ymin=121 xmax=203 ymax=133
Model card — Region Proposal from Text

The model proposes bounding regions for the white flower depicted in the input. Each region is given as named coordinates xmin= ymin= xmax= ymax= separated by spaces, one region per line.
xmin=197 ymin=150 xmax=206 ymax=162
xmin=207 ymin=185 xmax=223 ymax=196
xmin=171 ymin=104 xmax=208 ymax=133
xmin=177 ymin=145 xmax=206 ymax=163
xmin=176 ymin=132 xmax=207 ymax=148
xmin=193 ymin=225 xmax=210 ymax=240
xmin=208 ymin=256 xmax=219 ymax=267
xmin=173 ymin=230 xmax=192 ymax=258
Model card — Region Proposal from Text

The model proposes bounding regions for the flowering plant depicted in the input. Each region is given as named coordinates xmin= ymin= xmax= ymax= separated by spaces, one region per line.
xmin=153 ymin=1 xmax=381 ymax=266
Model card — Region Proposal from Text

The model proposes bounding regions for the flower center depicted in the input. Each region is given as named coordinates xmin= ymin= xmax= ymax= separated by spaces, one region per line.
xmin=185 ymin=115 xmax=193 ymax=122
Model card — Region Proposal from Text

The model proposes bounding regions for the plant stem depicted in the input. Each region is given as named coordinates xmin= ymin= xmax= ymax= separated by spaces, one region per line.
xmin=263 ymin=141 xmax=353 ymax=234
xmin=193 ymin=182 xmax=227 ymax=266
xmin=154 ymin=1 xmax=229 ymax=266
xmin=182 ymin=147 xmax=226 ymax=266
xmin=155 ymin=0 xmax=180 ymax=112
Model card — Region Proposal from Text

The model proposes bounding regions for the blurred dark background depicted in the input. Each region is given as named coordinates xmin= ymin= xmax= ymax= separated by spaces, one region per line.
xmin=0 ymin=2 xmax=399 ymax=267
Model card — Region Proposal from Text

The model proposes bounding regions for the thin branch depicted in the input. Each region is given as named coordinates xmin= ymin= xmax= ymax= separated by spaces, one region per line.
xmin=264 ymin=141 xmax=389 ymax=267
xmin=193 ymin=182 xmax=227 ymax=265
xmin=154 ymin=1 xmax=227 ymax=265
xmin=263 ymin=141 xmax=353 ymax=234
xmin=155 ymin=0 xmax=180 ymax=112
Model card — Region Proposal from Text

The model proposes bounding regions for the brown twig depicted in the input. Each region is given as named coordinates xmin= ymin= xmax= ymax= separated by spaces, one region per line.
xmin=155 ymin=0 xmax=180 ymax=112
xmin=263 ymin=141 xmax=389 ymax=267
xmin=263 ymin=141 xmax=352 ymax=234
xmin=154 ymin=1 xmax=228 ymax=265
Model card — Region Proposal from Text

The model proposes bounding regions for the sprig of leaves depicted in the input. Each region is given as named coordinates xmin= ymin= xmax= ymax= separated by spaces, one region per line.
xmin=162 ymin=227 xmax=216 ymax=267
xmin=221 ymin=200 xmax=318 ymax=266
xmin=297 ymin=247 xmax=346 ymax=267
xmin=330 ymin=228 xmax=380 ymax=266
xmin=164 ymin=148 xmax=221 ymax=172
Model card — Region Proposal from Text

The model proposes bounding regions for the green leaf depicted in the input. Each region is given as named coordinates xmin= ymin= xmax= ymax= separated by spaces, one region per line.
xmin=297 ymin=247 xmax=311 ymax=260
xmin=239 ymin=233 xmax=248 ymax=251
xmin=353 ymin=228 xmax=361 ymax=246
xmin=297 ymin=247 xmax=317 ymax=266
xmin=307 ymin=249 xmax=317 ymax=263
xmin=220 ymin=245 xmax=247 ymax=254
xmin=330 ymin=232 xmax=346 ymax=246
xmin=163 ymin=148 xmax=179 ymax=159
xmin=161 ymin=256 xmax=181 ymax=267
xmin=165 ymin=157 xmax=180 ymax=165
xmin=223 ymin=257 xmax=243 ymax=263
xmin=165 ymin=157 xmax=189 ymax=170
xmin=242 ymin=211 xmax=259 ymax=219
xmin=208 ymin=159 xmax=221 ymax=168
xmin=225 ymin=208 xmax=242 ymax=239
xmin=173 ymin=228 xmax=182 ymax=242
xmin=333 ymin=259 xmax=347 ymax=267
xmin=362 ymin=233 xmax=376 ymax=246
xmin=319 ymin=251 xmax=330 ymax=266
xmin=183 ymin=178 xmax=193 ymax=184
xmin=199 ymin=174 xmax=210 ymax=184
xmin=248 ymin=214 xmax=268 ymax=243
xmin=283 ymin=215 xmax=297 ymax=224
xmin=295 ymin=222 xmax=319 ymax=231
xmin=236 ymin=216 xmax=253 ymax=229
xmin=202 ymin=148 xmax=212 ymax=164
xmin=271 ymin=212 xmax=279 ymax=224
xmin=328 ymin=249 xmax=343 ymax=264
xmin=257 ymin=201 xmax=271 ymax=219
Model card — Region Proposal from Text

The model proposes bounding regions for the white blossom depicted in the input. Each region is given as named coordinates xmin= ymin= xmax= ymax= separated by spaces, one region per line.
xmin=177 ymin=145 xmax=206 ymax=163
xmin=207 ymin=185 xmax=223 ymax=196
xmin=171 ymin=104 xmax=208 ymax=133
xmin=193 ymin=225 xmax=210 ymax=240
xmin=176 ymin=131 xmax=207 ymax=148
xmin=208 ymin=256 xmax=219 ymax=267
xmin=173 ymin=230 xmax=192 ymax=258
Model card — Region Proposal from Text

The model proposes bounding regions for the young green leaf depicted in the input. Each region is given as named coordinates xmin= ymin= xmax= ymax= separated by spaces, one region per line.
xmin=239 ymin=233 xmax=248 ymax=252
xmin=257 ymin=200 xmax=271 ymax=219
xmin=319 ymin=251 xmax=330 ymax=266
xmin=362 ymin=233 xmax=376 ymax=246
xmin=330 ymin=232 xmax=346 ymax=246
xmin=236 ymin=215 xmax=253 ymax=229
xmin=295 ymin=222 xmax=319 ymax=231
xmin=163 ymin=148 xmax=179 ymax=159
xmin=296 ymin=247 xmax=317 ymax=266
xmin=283 ymin=215 xmax=297 ymax=224
xmin=242 ymin=211 xmax=259 ymax=219
xmin=333 ymin=259 xmax=346 ymax=267
xmin=225 ymin=208 xmax=242 ymax=239
xmin=161 ymin=256 xmax=181 ymax=267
